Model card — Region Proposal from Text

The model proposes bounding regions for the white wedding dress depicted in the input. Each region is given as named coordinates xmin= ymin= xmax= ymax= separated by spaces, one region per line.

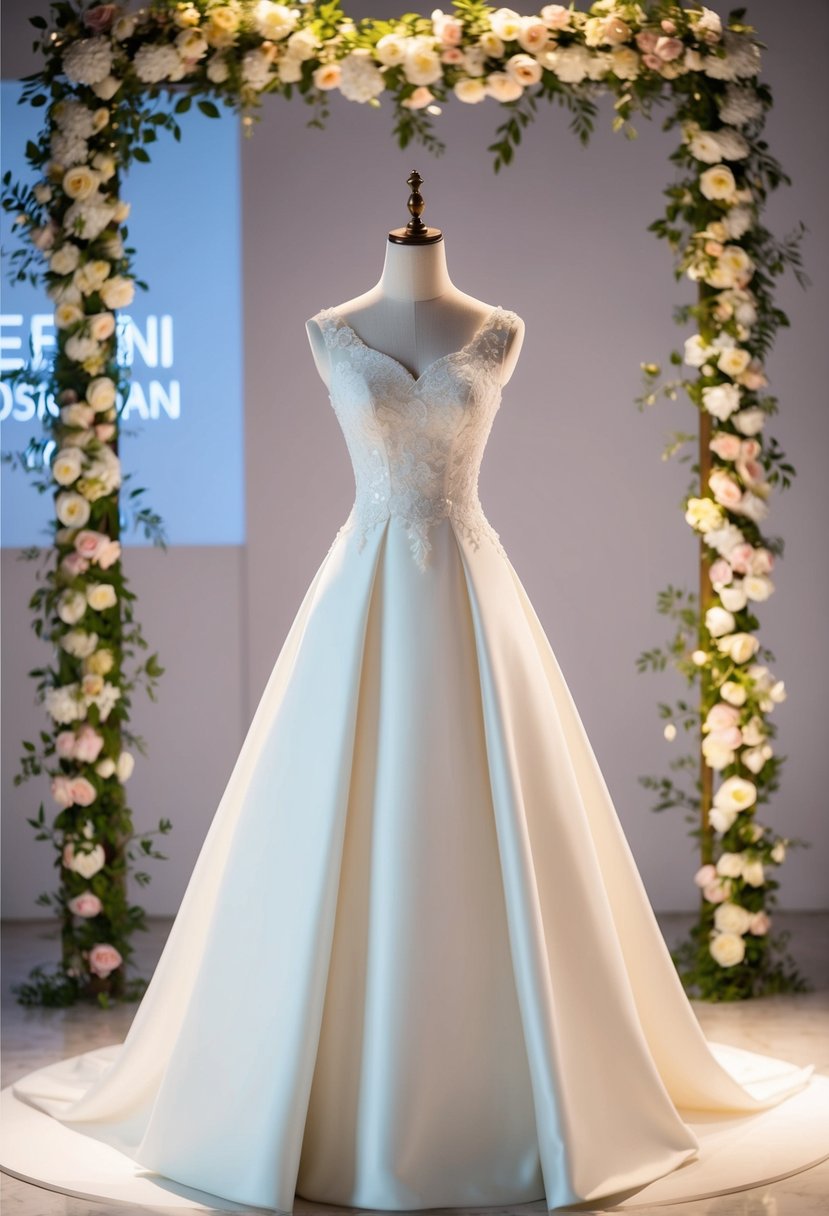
xmin=4 ymin=303 xmax=827 ymax=1214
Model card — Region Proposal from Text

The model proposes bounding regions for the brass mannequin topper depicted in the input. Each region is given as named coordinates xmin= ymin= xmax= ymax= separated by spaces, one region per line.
xmin=388 ymin=170 xmax=443 ymax=244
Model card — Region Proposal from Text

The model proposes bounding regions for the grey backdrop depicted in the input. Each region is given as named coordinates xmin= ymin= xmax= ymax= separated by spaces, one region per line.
xmin=2 ymin=1 xmax=827 ymax=919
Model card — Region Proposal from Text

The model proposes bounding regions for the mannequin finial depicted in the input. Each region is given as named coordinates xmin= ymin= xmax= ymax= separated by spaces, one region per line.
xmin=388 ymin=169 xmax=443 ymax=245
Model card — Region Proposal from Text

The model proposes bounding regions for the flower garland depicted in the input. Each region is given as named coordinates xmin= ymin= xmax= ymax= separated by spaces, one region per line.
xmin=1 ymin=0 xmax=809 ymax=1003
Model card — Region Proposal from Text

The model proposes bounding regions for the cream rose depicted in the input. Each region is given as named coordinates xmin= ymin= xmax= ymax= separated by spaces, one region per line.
xmin=99 ymin=275 xmax=135 ymax=309
xmin=506 ymin=53 xmax=542 ymax=85
xmin=486 ymin=71 xmax=523 ymax=101
xmin=490 ymin=7 xmax=522 ymax=41
xmin=454 ymin=77 xmax=487 ymax=103
xmin=86 ymin=582 xmax=118 ymax=611
xmin=86 ymin=376 xmax=117 ymax=411
xmin=63 ymin=166 xmax=99 ymax=200
xmin=52 ymin=447 xmax=84 ymax=485
xmin=313 ymin=63 xmax=341 ymax=89
xmin=56 ymin=490 xmax=92 ymax=528
xmin=50 ymin=243 xmax=81 ymax=275
xmin=714 ymin=901 xmax=752 ymax=935
xmin=710 ymin=931 xmax=746 ymax=967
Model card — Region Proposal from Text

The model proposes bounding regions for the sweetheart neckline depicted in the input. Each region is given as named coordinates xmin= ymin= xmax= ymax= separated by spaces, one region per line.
xmin=322 ymin=303 xmax=504 ymax=387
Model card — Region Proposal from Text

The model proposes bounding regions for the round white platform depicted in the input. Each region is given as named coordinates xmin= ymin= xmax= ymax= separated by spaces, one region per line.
xmin=2 ymin=1042 xmax=828 ymax=1213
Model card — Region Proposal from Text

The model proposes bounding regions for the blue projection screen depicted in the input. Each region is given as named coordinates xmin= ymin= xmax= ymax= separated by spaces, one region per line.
xmin=0 ymin=80 xmax=244 ymax=547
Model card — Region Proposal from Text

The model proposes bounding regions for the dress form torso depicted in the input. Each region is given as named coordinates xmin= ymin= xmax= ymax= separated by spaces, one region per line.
xmin=306 ymin=239 xmax=524 ymax=388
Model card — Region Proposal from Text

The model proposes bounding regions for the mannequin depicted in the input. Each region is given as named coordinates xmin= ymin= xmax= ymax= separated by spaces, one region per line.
xmin=306 ymin=172 xmax=524 ymax=388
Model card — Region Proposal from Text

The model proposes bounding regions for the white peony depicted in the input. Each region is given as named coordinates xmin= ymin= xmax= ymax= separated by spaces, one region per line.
xmin=338 ymin=50 xmax=385 ymax=103
xmin=744 ymin=575 xmax=774 ymax=602
xmin=716 ymin=128 xmax=750 ymax=161
xmin=717 ymin=346 xmax=751 ymax=378
xmin=63 ymin=36 xmax=113 ymax=85
xmin=704 ymin=32 xmax=762 ymax=82
xmin=64 ymin=194 xmax=117 ymax=242
xmin=702 ymin=383 xmax=741 ymax=421
xmin=544 ymin=45 xmax=593 ymax=83
xmin=57 ymin=589 xmax=88 ymax=625
xmin=705 ymin=606 xmax=735 ymax=638
xmin=45 ymin=683 xmax=85 ymax=724
xmin=50 ymin=243 xmax=81 ymax=276
xmin=718 ymin=83 xmax=763 ymax=127
xmin=710 ymin=931 xmax=746 ymax=967
xmin=723 ymin=206 xmax=754 ymax=239
xmin=684 ymin=334 xmax=713 ymax=367
xmin=51 ymin=131 xmax=89 ymax=167
xmin=133 ymin=44 xmax=185 ymax=84
xmin=688 ymin=131 xmax=723 ymax=164
xmin=709 ymin=802 xmax=738 ymax=830
xmin=715 ymin=775 xmax=757 ymax=814
xmin=719 ymin=583 xmax=748 ymax=612
xmin=253 ymin=1 xmax=297 ymax=41
xmin=54 ymin=99 xmax=97 ymax=140
xmin=207 ymin=52 xmax=230 ymax=83
xmin=716 ymin=851 xmax=744 ymax=878
xmin=243 ymin=47 xmax=276 ymax=89
xmin=60 ymin=629 xmax=99 ymax=658
xmin=732 ymin=407 xmax=766 ymax=436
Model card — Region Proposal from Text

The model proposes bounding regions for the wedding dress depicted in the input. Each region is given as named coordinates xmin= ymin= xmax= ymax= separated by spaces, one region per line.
xmin=4 ymin=302 xmax=827 ymax=1215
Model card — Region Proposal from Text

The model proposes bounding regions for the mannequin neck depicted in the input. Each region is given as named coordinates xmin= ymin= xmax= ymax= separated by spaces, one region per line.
xmin=377 ymin=238 xmax=453 ymax=301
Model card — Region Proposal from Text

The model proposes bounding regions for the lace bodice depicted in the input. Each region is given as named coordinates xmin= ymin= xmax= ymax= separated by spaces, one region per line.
xmin=313 ymin=303 xmax=520 ymax=571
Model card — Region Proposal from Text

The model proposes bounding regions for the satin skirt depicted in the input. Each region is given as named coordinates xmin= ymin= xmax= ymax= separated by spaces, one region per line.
xmin=13 ymin=511 xmax=814 ymax=1212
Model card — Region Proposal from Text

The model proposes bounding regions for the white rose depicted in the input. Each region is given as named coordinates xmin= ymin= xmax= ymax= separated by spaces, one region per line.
xmin=720 ymin=681 xmax=746 ymax=706
xmin=710 ymin=931 xmax=746 ymax=967
xmin=56 ymin=491 xmax=91 ymax=528
xmin=490 ymin=8 xmax=522 ymax=41
xmin=313 ymin=63 xmax=341 ymax=90
xmin=506 ymin=53 xmax=542 ymax=86
xmin=55 ymin=301 xmax=84 ymax=328
xmin=700 ymin=164 xmax=737 ymax=201
xmin=375 ymin=34 xmax=407 ymax=66
xmin=714 ymin=774 xmax=757 ymax=814
xmin=478 ymin=31 xmax=504 ymax=58
xmin=404 ymin=38 xmax=443 ymax=86
xmin=703 ymin=738 xmax=736 ymax=774
xmin=486 ymin=72 xmax=524 ymax=101
xmin=714 ymin=901 xmax=753 ymax=934
xmin=287 ymin=28 xmax=319 ymax=60
xmin=96 ymin=757 xmax=117 ymax=777
xmin=63 ymin=166 xmax=100 ymax=201
xmin=517 ymin=19 xmax=549 ymax=55
xmin=732 ymin=407 xmax=766 ymax=436
xmin=64 ymin=840 xmax=107 ymax=879
xmin=86 ymin=376 xmax=117 ymax=411
xmin=743 ymin=575 xmax=773 ymax=602
xmin=92 ymin=75 xmax=122 ymax=101
xmin=719 ymin=583 xmax=747 ymax=612
xmin=742 ymin=859 xmax=765 ymax=887
xmin=52 ymin=447 xmax=84 ymax=485
xmin=74 ymin=259 xmax=111 ymax=294
xmin=86 ymin=582 xmax=118 ymax=611
xmin=717 ymin=632 xmax=760 ymax=664
xmin=770 ymin=841 xmax=786 ymax=864
xmin=689 ymin=131 xmax=723 ymax=163
xmin=454 ymin=77 xmax=487 ymax=103
xmin=60 ymin=629 xmax=98 ymax=657
xmin=716 ymin=851 xmax=744 ymax=878
xmin=742 ymin=744 xmax=771 ymax=774
xmin=705 ymin=606 xmax=735 ymax=637
xmin=277 ymin=54 xmax=302 ymax=84
xmin=718 ymin=346 xmax=751 ymax=378
xmin=116 ymin=751 xmax=135 ymax=781
xmin=176 ymin=28 xmax=209 ymax=60
xmin=50 ymin=243 xmax=81 ymax=275
xmin=58 ymin=589 xmax=88 ymax=625
xmin=65 ymin=334 xmax=100 ymax=363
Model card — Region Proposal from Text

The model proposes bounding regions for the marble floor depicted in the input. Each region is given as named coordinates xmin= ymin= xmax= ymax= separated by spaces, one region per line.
xmin=2 ymin=912 xmax=828 ymax=1216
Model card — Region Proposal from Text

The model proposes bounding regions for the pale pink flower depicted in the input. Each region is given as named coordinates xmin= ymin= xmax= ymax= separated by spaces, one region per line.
xmin=75 ymin=529 xmax=109 ymax=561
xmin=710 ymin=432 xmax=742 ymax=461
xmin=87 ymin=942 xmax=122 ymax=977
xmin=441 ymin=47 xmax=464 ymax=63
xmin=703 ymin=879 xmax=729 ymax=903
xmin=694 ymin=863 xmax=717 ymax=887
xmin=709 ymin=558 xmax=733 ymax=585
xmin=709 ymin=468 xmax=743 ymax=508
xmin=95 ymin=422 xmax=116 ymax=441
xmin=61 ymin=552 xmax=90 ymax=578
xmin=83 ymin=5 xmax=118 ymax=34
xmin=748 ymin=909 xmax=770 ymax=935
xmin=642 ymin=51 xmax=662 ymax=70
xmin=655 ymin=35 xmax=683 ymax=60
xmin=705 ymin=703 xmax=740 ymax=732
xmin=729 ymin=542 xmax=755 ymax=574
xmin=70 ymin=776 xmax=97 ymax=806
xmin=96 ymin=539 xmax=121 ymax=569
xmin=751 ymin=547 xmax=774 ymax=574
xmin=74 ymin=723 xmax=105 ymax=763
xmin=636 ymin=30 xmax=659 ymax=52
xmin=68 ymin=891 xmax=103 ymax=917
xmin=51 ymin=774 xmax=75 ymax=806
xmin=56 ymin=731 xmax=77 ymax=759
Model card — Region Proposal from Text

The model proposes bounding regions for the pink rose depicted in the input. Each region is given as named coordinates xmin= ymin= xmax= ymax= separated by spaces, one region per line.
xmin=705 ymin=703 xmax=740 ymax=732
xmin=68 ymin=891 xmax=103 ymax=918
xmin=61 ymin=552 xmax=90 ymax=578
xmin=87 ymin=942 xmax=123 ymax=978
xmin=641 ymin=51 xmax=662 ymax=71
xmin=709 ymin=725 xmax=743 ymax=750
xmin=704 ymin=240 xmax=724 ymax=257
xmin=710 ymin=432 xmax=742 ymax=461
xmin=709 ymin=469 xmax=743 ymax=508
xmin=75 ymin=723 xmax=105 ymax=763
xmin=51 ymin=774 xmax=75 ymax=807
xmin=709 ymin=558 xmax=732 ymax=585
xmin=434 ymin=14 xmax=462 ymax=45
xmin=95 ymin=423 xmax=116 ymax=441
xmin=739 ymin=364 xmax=767 ymax=391
xmin=751 ymin=547 xmax=774 ymax=574
xmin=75 ymin=529 xmax=109 ymax=561
xmin=83 ymin=4 xmax=118 ymax=33
xmin=729 ymin=543 xmax=755 ymax=575
xmin=694 ymin=863 xmax=717 ymax=887
xmin=636 ymin=30 xmax=659 ymax=52
xmin=70 ymin=776 xmax=97 ymax=806
xmin=703 ymin=879 xmax=729 ymax=903
xmin=655 ymin=35 xmax=683 ymax=60
xmin=740 ymin=438 xmax=761 ymax=460
xmin=748 ymin=910 xmax=770 ymax=935
xmin=661 ymin=18 xmax=677 ymax=34
xmin=96 ymin=539 xmax=121 ymax=569
xmin=736 ymin=454 xmax=765 ymax=488
xmin=56 ymin=731 xmax=77 ymax=759
xmin=441 ymin=47 xmax=464 ymax=63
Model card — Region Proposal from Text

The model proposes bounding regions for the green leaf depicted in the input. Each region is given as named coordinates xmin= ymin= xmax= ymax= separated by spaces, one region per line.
xmin=197 ymin=100 xmax=221 ymax=118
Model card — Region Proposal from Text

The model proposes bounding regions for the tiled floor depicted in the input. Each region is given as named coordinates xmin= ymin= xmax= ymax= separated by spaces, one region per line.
xmin=2 ymin=913 xmax=828 ymax=1215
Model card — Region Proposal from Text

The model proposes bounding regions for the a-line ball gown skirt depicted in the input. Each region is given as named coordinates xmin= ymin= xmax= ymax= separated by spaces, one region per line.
xmin=3 ymin=304 xmax=828 ymax=1213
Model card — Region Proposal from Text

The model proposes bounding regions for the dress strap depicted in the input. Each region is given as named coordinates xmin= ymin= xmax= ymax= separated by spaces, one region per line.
xmin=311 ymin=306 xmax=343 ymax=350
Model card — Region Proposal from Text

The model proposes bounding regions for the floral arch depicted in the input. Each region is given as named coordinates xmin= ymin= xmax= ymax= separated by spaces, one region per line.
xmin=1 ymin=0 xmax=810 ymax=1006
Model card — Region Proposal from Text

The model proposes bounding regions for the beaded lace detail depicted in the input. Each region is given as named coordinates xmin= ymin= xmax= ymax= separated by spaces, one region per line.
xmin=314 ymin=303 xmax=520 ymax=571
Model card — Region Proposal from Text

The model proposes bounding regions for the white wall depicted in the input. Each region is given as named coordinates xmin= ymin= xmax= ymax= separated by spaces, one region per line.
xmin=2 ymin=0 xmax=827 ymax=917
